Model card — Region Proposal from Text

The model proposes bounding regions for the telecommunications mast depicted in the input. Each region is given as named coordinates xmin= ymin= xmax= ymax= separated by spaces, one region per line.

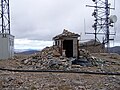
xmin=0 ymin=0 xmax=10 ymax=34
xmin=0 ymin=0 xmax=14 ymax=59
xmin=86 ymin=0 xmax=117 ymax=50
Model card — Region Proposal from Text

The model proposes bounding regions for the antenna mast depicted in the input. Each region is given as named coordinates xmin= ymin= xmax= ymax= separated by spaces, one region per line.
xmin=86 ymin=0 xmax=117 ymax=50
xmin=0 ymin=0 xmax=10 ymax=34
xmin=0 ymin=0 xmax=14 ymax=59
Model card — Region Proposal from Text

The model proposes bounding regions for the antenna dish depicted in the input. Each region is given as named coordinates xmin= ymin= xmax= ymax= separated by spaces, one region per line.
xmin=109 ymin=15 xmax=117 ymax=23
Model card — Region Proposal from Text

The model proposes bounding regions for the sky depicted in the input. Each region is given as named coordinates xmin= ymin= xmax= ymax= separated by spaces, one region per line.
xmin=9 ymin=0 xmax=120 ymax=49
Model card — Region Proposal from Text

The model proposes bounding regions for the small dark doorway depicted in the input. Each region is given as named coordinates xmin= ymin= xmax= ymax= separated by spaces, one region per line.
xmin=63 ymin=40 xmax=73 ymax=57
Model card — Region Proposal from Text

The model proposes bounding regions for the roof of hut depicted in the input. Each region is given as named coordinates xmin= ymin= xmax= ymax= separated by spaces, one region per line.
xmin=53 ymin=29 xmax=80 ymax=40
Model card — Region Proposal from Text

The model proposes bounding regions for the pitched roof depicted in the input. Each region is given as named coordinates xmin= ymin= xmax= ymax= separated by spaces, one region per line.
xmin=53 ymin=29 xmax=80 ymax=40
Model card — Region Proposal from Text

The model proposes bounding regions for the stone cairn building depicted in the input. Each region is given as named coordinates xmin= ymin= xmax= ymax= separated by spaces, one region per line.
xmin=53 ymin=29 xmax=80 ymax=58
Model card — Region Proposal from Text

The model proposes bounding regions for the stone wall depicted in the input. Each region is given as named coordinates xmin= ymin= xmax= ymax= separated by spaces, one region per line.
xmin=79 ymin=40 xmax=105 ymax=53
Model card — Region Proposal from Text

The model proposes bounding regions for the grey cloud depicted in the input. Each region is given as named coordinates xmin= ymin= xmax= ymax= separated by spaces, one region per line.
xmin=10 ymin=0 xmax=120 ymax=44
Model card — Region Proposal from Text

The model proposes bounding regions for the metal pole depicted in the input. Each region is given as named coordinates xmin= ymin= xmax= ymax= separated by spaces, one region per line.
xmin=0 ymin=0 xmax=10 ymax=34
xmin=105 ymin=0 xmax=110 ymax=51
xmin=8 ymin=0 xmax=10 ymax=34
xmin=1 ymin=0 xmax=4 ymax=33
xmin=94 ymin=1 xmax=97 ymax=44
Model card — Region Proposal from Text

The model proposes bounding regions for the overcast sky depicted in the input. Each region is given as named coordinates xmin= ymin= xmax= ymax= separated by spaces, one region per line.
xmin=10 ymin=0 xmax=120 ymax=49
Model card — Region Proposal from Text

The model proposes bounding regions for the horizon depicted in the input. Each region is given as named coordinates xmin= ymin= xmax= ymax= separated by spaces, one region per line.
xmin=14 ymin=39 xmax=120 ymax=50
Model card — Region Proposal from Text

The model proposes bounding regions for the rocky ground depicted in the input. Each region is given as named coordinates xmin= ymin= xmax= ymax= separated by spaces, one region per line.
xmin=0 ymin=71 xmax=120 ymax=90
xmin=0 ymin=46 xmax=120 ymax=90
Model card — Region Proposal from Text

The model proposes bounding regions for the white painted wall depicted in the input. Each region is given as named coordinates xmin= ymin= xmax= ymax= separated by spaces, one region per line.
xmin=0 ymin=34 xmax=14 ymax=59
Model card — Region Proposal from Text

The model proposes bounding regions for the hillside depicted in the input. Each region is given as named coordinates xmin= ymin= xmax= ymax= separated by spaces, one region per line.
xmin=108 ymin=46 xmax=120 ymax=54
xmin=15 ymin=49 xmax=40 ymax=55
xmin=0 ymin=46 xmax=119 ymax=90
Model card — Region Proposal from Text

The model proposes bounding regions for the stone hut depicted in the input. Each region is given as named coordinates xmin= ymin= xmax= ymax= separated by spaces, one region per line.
xmin=53 ymin=29 xmax=80 ymax=58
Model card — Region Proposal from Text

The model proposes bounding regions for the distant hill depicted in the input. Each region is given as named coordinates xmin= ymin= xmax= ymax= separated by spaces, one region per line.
xmin=15 ymin=49 xmax=40 ymax=55
xmin=108 ymin=46 xmax=120 ymax=54
xmin=14 ymin=46 xmax=120 ymax=55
